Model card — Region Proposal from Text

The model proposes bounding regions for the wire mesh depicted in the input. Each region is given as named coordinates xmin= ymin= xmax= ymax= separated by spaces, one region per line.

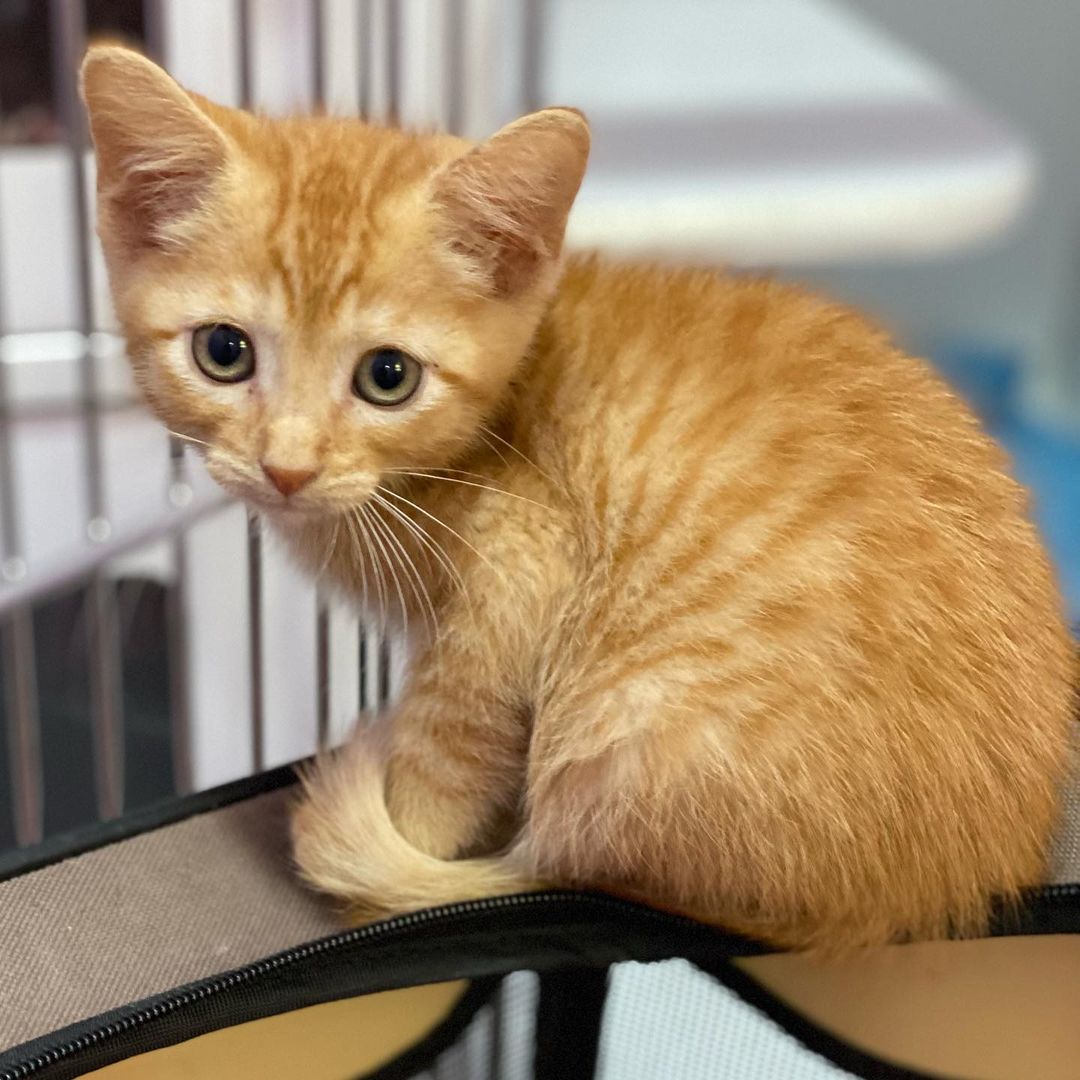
xmin=0 ymin=0 xmax=497 ymax=860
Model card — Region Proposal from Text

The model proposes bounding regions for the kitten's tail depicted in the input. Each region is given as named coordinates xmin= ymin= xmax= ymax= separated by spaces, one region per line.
xmin=290 ymin=727 xmax=536 ymax=919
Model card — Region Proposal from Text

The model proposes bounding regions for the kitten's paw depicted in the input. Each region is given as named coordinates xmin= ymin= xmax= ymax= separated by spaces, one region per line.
xmin=384 ymin=775 xmax=467 ymax=859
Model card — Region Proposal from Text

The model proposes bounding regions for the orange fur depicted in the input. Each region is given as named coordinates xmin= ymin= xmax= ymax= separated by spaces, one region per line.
xmin=83 ymin=45 xmax=1075 ymax=951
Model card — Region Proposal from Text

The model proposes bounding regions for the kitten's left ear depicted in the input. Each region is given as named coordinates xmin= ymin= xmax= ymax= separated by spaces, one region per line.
xmin=433 ymin=108 xmax=590 ymax=297
xmin=80 ymin=45 xmax=231 ymax=253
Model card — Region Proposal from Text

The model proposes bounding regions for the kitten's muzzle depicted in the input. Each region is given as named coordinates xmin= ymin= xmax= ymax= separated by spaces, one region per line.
xmin=261 ymin=463 xmax=319 ymax=497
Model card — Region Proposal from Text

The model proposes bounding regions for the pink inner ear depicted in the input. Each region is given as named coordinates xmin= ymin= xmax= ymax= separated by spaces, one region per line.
xmin=439 ymin=183 xmax=548 ymax=298
xmin=434 ymin=111 xmax=590 ymax=298
xmin=108 ymin=139 xmax=225 ymax=251
xmin=83 ymin=51 xmax=229 ymax=252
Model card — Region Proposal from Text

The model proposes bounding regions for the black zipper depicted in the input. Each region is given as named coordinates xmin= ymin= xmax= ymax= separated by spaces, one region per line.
xmin=1028 ymin=882 xmax=1080 ymax=898
xmin=0 ymin=890 xmax=687 ymax=1080
xmin=3 ymin=883 xmax=1078 ymax=1079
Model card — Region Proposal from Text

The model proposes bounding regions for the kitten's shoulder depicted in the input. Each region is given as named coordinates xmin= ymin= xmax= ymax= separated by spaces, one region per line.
xmin=554 ymin=252 xmax=889 ymax=353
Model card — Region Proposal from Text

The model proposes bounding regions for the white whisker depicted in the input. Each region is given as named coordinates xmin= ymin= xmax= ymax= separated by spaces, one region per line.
xmin=384 ymin=466 xmax=499 ymax=483
xmin=364 ymin=502 xmax=411 ymax=639
xmin=371 ymin=490 xmax=466 ymax=596
xmin=477 ymin=428 xmax=512 ymax=471
xmin=168 ymin=429 xmax=210 ymax=448
xmin=479 ymin=425 xmax=562 ymax=489
xmin=376 ymin=484 xmax=507 ymax=586
xmin=316 ymin=517 xmax=341 ymax=579
xmin=342 ymin=512 xmax=370 ymax=610
xmin=369 ymin=502 xmax=438 ymax=639
xmin=384 ymin=471 xmax=552 ymax=511
xmin=361 ymin=502 xmax=408 ymax=634
xmin=352 ymin=508 xmax=386 ymax=618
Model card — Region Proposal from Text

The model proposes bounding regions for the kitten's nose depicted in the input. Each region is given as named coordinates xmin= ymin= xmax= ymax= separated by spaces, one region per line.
xmin=261 ymin=463 xmax=318 ymax=497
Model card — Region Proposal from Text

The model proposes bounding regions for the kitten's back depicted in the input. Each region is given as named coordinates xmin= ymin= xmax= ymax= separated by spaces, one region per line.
xmin=515 ymin=255 xmax=1074 ymax=948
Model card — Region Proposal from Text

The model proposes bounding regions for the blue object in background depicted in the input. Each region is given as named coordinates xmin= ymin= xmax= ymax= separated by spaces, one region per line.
xmin=932 ymin=342 xmax=1080 ymax=626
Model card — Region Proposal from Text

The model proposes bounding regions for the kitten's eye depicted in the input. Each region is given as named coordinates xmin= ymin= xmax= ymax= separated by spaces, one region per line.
xmin=191 ymin=323 xmax=255 ymax=383
xmin=353 ymin=348 xmax=422 ymax=406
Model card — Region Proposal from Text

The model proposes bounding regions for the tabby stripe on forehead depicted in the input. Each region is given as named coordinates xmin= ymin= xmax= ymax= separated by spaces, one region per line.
xmin=325 ymin=263 xmax=366 ymax=319
xmin=265 ymin=162 xmax=301 ymax=319
xmin=358 ymin=142 xmax=398 ymax=230
xmin=268 ymin=243 xmax=300 ymax=318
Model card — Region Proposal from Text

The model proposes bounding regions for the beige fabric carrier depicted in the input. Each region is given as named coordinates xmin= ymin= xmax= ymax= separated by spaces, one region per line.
xmin=0 ymin=738 xmax=1077 ymax=1080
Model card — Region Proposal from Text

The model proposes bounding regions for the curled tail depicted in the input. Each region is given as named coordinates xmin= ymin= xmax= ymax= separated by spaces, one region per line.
xmin=290 ymin=727 xmax=535 ymax=919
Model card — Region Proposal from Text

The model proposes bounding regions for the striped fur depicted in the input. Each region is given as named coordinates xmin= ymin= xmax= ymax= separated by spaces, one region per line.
xmin=84 ymin=46 xmax=1075 ymax=951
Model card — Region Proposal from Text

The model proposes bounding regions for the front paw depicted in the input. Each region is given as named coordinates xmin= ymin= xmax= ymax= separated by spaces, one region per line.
xmin=384 ymin=764 xmax=470 ymax=859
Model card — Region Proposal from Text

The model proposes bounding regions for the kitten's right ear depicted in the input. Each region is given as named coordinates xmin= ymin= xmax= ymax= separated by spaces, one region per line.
xmin=80 ymin=45 xmax=230 ymax=252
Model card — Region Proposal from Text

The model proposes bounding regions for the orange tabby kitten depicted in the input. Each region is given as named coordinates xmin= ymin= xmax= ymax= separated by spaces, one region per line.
xmin=82 ymin=45 xmax=1075 ymax=950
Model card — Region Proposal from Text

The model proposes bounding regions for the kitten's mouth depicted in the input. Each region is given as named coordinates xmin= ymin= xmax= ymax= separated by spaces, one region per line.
xmin=203 ymin=452 xmax=374 ymax=519
xmin=214 ymin=478 xmax=327 ymax=518
xmin=241 ymin=485 xmax=370 ymax=522
xmin=245 ymin=490 xmax=329 ymax=517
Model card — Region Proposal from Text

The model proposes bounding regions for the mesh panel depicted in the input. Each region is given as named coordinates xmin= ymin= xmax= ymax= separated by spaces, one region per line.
xmin=403 ymin=972 xmax=539 ymax=1080
xmin=393 ymin=963 xmax=861 ymax=1080
xmin=500 ymin=972 xmax=540 ymax=1080
xmin=596 ymin=960 xmax=854 ymax=1080
xmin=1050 ymin=725 xmax=1080 ymax=883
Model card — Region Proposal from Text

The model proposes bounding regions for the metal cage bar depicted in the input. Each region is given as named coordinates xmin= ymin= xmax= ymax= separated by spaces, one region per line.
xmin=310 ymin=0 xmax=326 ymax=105
xmin=166 ymin=532 xmax=194 ymax=795
xmin=233 ymin=1 xmax=264 ymax=775
xmin=166 ymin=420 xmax=194 ymax=794
xmin=445 ymin=0 xmax=465 ymax=135
xmin=247 ymin=512 xmax=265 ymax=774
xmin=358 ymin=0 xmax=373 ymax=118
xmin=238 ymin=0 xmax=254 ymax=108
xmin=0 ymin=495 xmax=229 ymax=616
xmin=51 ymin=0 xmax=107 ymax=538
xmin=87 ymin=572 xmax=124 ymax=819
xmin=1 ymin=608 xmax=43 ymax=847
xmin=521 ymin=0 xmax=544 ymax=113
xmin=384 ymin=0 xmax=400 ymax=124
xmin=0 ymin=83 xmax=24 ymax=590
xmin=311 ymin=0 xmax=332 ymax=754
xmin=0 ymin=76 xmax=42 ymax=845
xmin=378 ymin=635 xmax=391 ymax=709
xmin=0 ymin=322 xmax=21 ymax=588
xmin=0 ymin=0 xmax=462 ymax=859
xmin=53 ymin=0 xmax=127 ymax=822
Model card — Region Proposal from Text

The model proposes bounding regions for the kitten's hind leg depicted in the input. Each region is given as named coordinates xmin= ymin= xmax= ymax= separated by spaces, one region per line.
xmin=519 ymin=673 xmax=734 ymax=914
xmin=517 ymin=670 xmax=820 ymax=944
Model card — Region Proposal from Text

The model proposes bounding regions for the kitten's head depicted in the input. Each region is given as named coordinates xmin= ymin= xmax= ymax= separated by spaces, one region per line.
xmin=80 ymin=45 xmax=589 ymax=516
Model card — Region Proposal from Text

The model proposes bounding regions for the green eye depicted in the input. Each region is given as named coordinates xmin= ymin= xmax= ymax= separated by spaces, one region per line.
xmin=353 ymin=348 xmax=422 ymax=406
xmin=192 ymin=323 xmax=255 ymax=383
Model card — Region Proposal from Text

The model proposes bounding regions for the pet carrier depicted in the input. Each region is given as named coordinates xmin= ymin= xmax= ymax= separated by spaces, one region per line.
xmin=1 ymin=753 xmax=1078 ymax=1080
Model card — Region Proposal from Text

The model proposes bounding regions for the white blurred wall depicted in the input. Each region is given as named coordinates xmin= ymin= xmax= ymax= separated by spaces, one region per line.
xmin=810 ymin=0 xmax=1080 ymax=430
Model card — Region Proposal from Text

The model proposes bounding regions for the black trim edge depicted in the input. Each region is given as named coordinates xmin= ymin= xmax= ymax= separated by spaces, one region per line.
xmin=3 ymin=888 xmax=1079 ymax=1080
xmin=704 ymin=961 xmax=943 ymax=1080
xmin=0 ymin=893 xmax=765 ymax=1077
xmin=357 ymin=978 xmax=500 ymax=1080
xmin=0 ymin=763 xmax=301 ymax=883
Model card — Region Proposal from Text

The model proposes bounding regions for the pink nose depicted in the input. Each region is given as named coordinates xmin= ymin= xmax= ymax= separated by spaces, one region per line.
xmin=261 ymin=463 xmax=318 ymax=497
